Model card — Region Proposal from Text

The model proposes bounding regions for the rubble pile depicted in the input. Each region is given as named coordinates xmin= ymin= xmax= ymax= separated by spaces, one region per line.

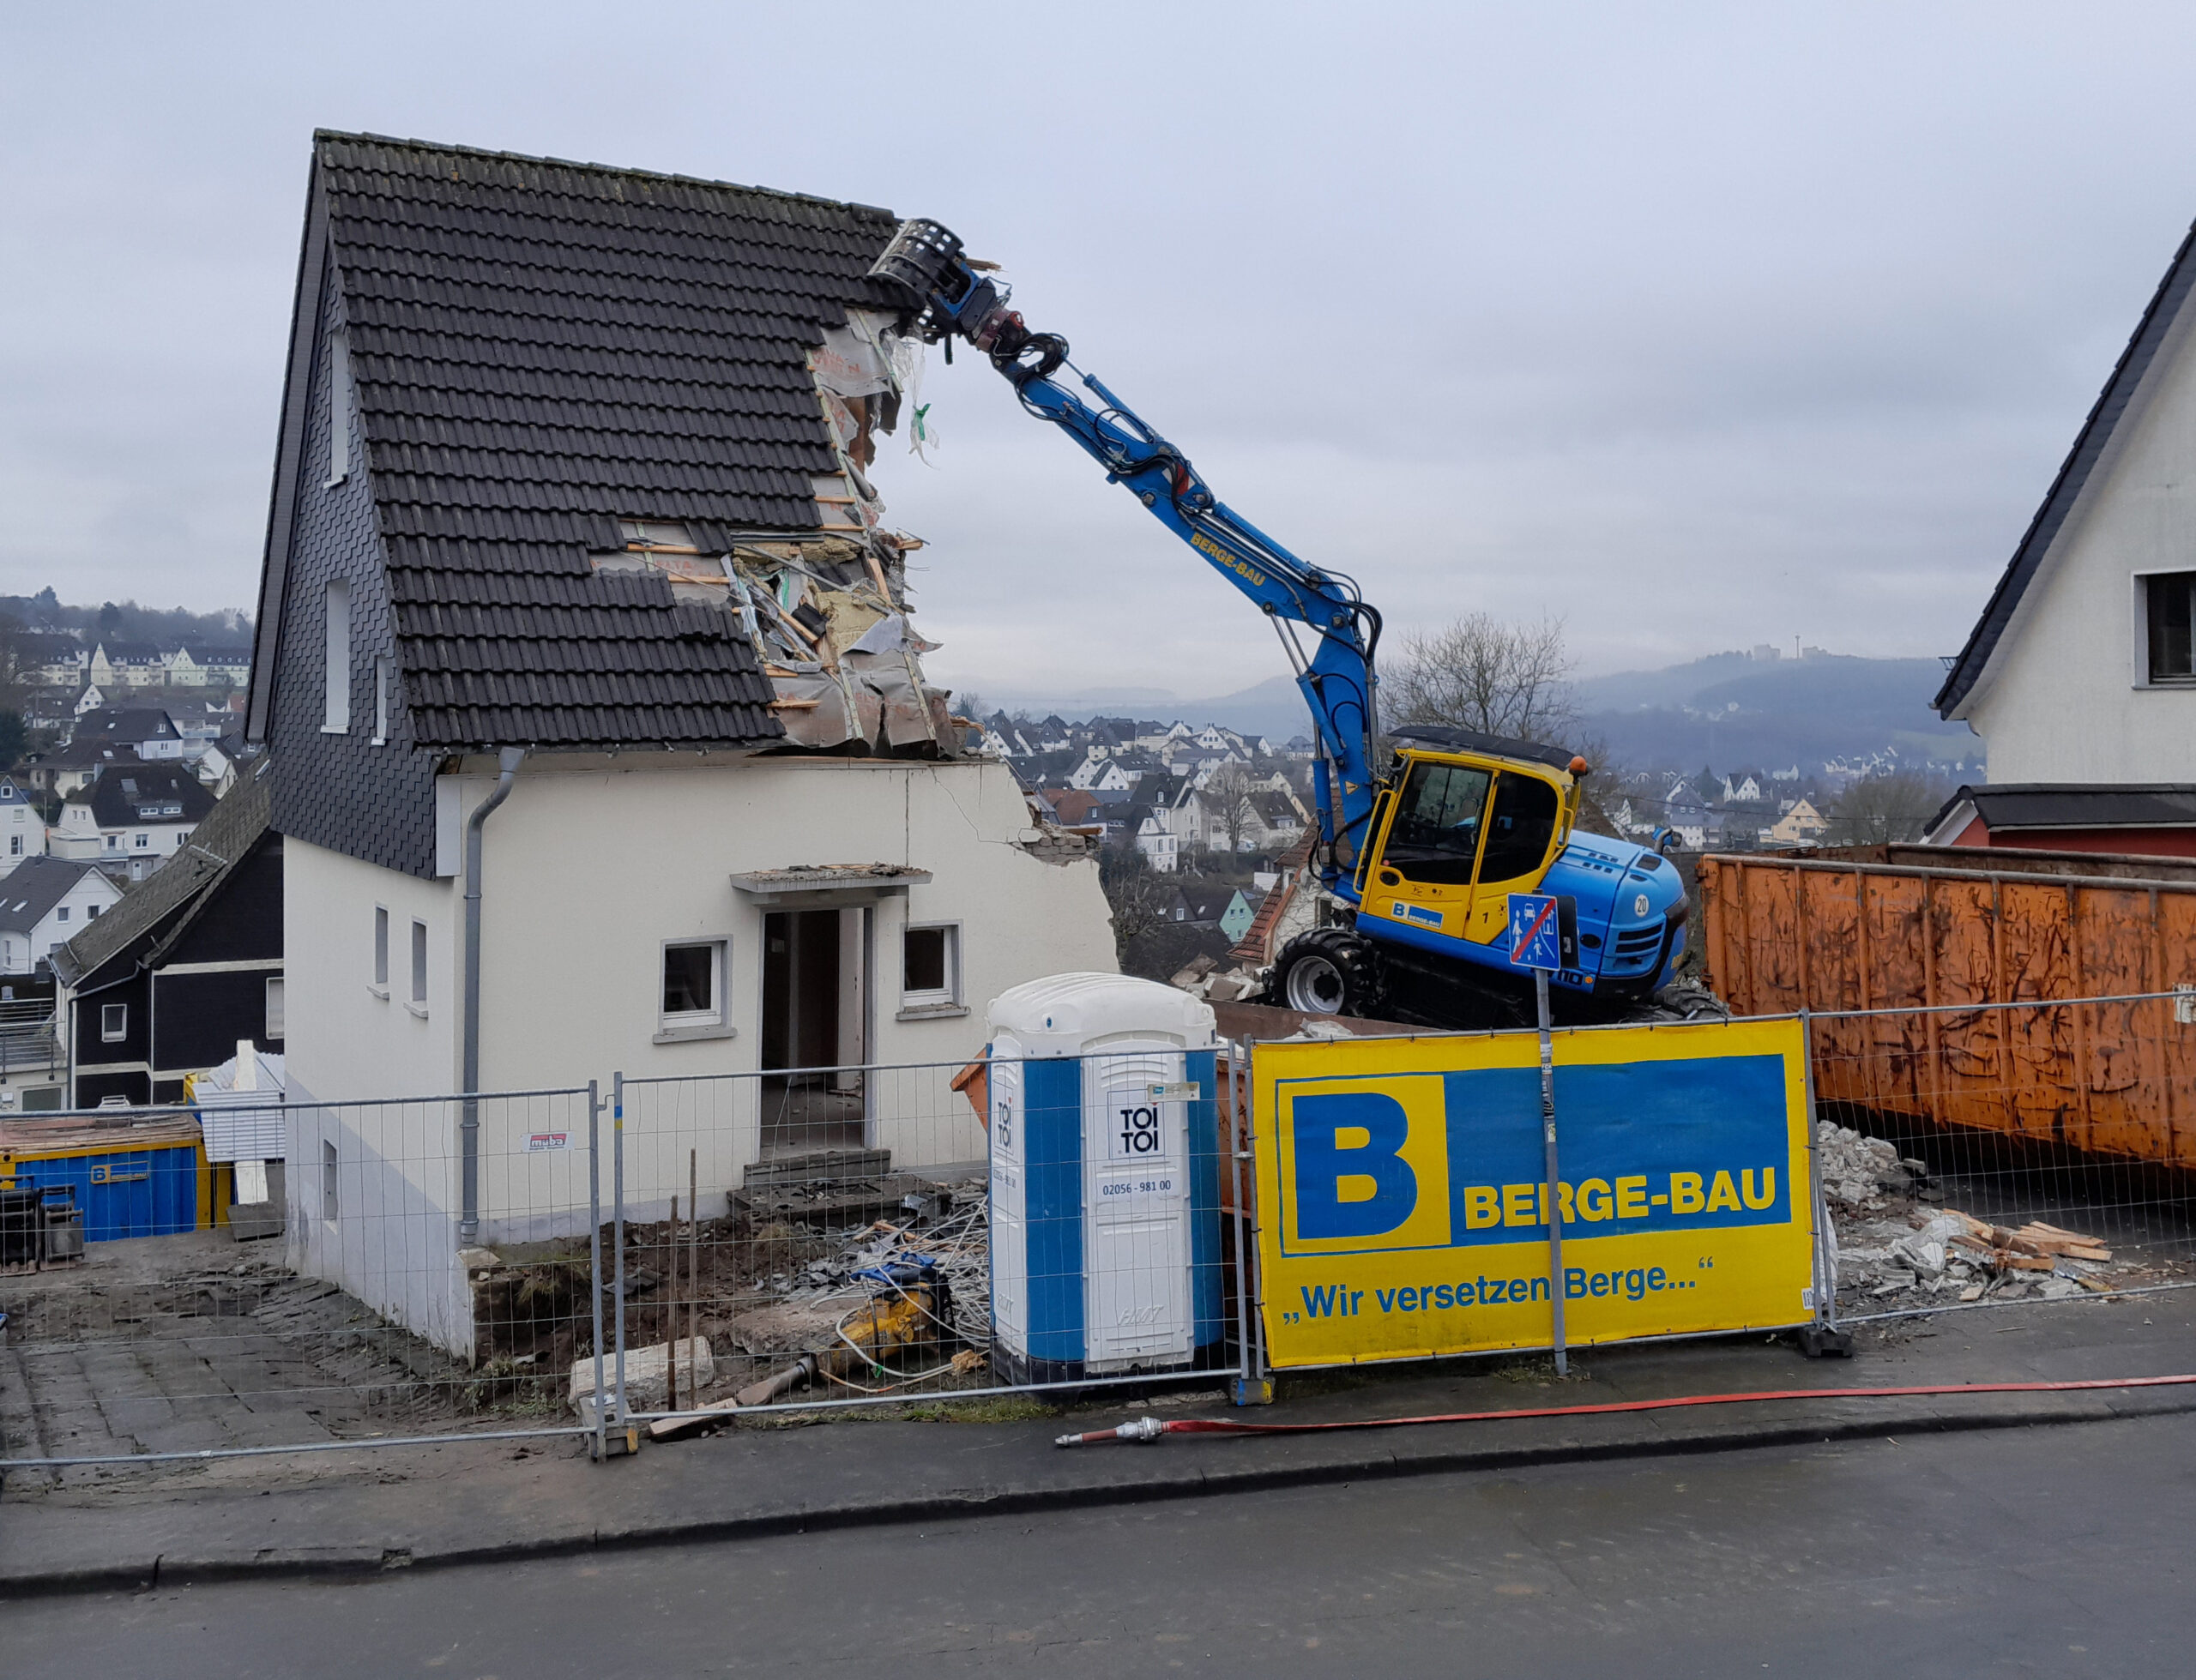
xmin=1817 ymin=1121 xmax=1922 ymax=1214
xmin=1834 ymin=1207 xmax=2123 ymax=1306
xmin=1169 ymin=953 xmax=1265 ymax=1003
xmin=1819 ymin=1120 xmax=2157 ymax=1308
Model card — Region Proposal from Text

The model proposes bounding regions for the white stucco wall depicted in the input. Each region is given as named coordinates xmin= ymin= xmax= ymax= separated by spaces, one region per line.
xmin=281 ymin=754 xmax=1116 ymax=1342
xmin=1960 ymin=300 xmax=2196 ymax=781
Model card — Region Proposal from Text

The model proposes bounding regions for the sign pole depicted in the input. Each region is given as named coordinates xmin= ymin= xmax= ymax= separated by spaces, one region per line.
xmin=1536 ymin=967 xmax=1568 ymax=1377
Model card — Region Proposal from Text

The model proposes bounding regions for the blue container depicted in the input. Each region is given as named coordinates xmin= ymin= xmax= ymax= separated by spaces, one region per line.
xmin=0 ymin=1123 xmax=204 ymax=1242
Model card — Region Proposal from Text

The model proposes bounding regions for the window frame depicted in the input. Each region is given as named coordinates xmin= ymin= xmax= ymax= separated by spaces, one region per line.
xmin=897 ymin=920 xmax=966 ymax=1019
xmin=408 ymin=918 xmax=428 ymax=1017
xmin=100 ymin=1002 xmax=126 ymax=1043
xmin=265 ymin=976 xmax=285 ymax=1041
xmin=323 ymin=1138 xmax=339 ymax=1223
xmin=655 ymin=937 xmax=733 ymax=1044
xmin=2135 ymin=569 xmax=2196 ymax=687
xmin=372 ymin=654 xmax=390 ymax=745
xmin=371 ymin=905 xmax=389 ymax=997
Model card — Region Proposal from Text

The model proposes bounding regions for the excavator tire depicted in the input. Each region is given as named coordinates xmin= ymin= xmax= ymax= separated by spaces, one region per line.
xmin=1269 ymin=926 xmax=1388 ymax=1018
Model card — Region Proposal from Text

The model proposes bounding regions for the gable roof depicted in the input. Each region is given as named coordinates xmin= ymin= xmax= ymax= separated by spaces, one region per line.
xmin=0 ymin=857 xmax=109 ymax=935
xmin=75 ymin=762 xmax=217 ymax=829
xmin=251 ymin=131 xmax=912 ymax=753
xmin=75 ymin=708 xmax=179 ymax=742
xmin=1935 ymin=216 xmax=2196 ymax=717
xmin=55 ymin=759 xmax=275 ymax=988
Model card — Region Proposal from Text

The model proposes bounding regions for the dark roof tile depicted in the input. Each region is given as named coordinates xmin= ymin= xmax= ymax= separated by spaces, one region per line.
xmin=312 ymin=129 xmax=904 ymax=750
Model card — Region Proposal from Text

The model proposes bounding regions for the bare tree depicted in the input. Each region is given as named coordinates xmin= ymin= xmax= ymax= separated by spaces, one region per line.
xmin=1385 ymin=613 xmax=1577 ymax=744
xmin=1203 ymin=763 xmax=1259 ymax=856
xmin=1098 ymin=846 xmax=1173 ymax=966
xmin=1826 ymin=771 xmax=1947 ymax=846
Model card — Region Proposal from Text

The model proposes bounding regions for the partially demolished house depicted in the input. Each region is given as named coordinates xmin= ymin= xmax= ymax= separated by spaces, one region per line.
xmin=245 ymin=133 xmax=1113 ymax=1349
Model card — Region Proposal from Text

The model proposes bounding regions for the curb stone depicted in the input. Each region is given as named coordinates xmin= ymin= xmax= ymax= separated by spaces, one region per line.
xmin=4 ymin=1385 xmax=2190 ymax=1599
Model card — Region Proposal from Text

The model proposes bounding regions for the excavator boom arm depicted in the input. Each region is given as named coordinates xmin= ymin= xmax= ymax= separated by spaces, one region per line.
xmin=868 ymin=220 xmax=1383 ymax=886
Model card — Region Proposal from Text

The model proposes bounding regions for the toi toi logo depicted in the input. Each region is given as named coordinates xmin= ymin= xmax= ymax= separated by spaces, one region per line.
xmin=1115 ymin=1104 xmax=1162 ymax=1156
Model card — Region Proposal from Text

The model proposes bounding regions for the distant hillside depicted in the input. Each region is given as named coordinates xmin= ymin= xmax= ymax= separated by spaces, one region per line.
xmin=994 ymin=653 xmax=1979 ymax=776
xmin=1573 ymin=653 xmax=1979 ymax=774
xmin=992 ymin=675 xmax=1311 ymax=743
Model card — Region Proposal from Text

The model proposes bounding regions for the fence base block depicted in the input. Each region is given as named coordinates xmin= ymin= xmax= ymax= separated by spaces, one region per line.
xmin=1231 ymin=1376 xmax=1276 ymax=1406
xmin=590 ymin=1422 xmax=647 ymax=1461
xmin=1800 ymin=1324 xmax=1855 ymax=1359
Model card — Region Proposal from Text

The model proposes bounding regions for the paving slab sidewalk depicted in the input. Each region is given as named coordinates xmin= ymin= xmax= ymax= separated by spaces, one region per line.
xmin=4 ymin=1295 xmax=2193 ymax=1598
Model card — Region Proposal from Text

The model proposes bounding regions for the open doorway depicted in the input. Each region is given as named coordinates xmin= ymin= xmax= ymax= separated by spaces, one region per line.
xmin=758 ymin=906 xmax=868 ymax=1159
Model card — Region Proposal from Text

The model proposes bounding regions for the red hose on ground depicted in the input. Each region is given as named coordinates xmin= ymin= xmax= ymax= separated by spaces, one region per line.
xmin=1053 ymin=1374 xmax=2196 ymax=1447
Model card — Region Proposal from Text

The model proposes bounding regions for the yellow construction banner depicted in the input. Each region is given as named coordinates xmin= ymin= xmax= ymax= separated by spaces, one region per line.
xmin=1253 ymin=1018 xmax=1814 ymax=1368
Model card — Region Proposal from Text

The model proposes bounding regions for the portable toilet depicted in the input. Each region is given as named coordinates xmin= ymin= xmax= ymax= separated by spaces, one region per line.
xmin=986 ymin=972 xmax=1226 ymax=1386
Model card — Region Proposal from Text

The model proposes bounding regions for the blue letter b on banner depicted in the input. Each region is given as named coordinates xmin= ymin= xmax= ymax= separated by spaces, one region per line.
xmin=1292 ymin=1093 xmax=1418 ymax=1239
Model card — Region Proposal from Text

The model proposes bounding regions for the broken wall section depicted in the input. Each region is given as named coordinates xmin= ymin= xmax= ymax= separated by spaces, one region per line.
xmin=584 ymin=306 xmax=959 ymax=756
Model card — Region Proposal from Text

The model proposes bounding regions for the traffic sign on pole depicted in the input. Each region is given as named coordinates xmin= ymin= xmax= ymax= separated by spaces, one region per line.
xmin=1508 ymin=893 xmax=1566 ymax=972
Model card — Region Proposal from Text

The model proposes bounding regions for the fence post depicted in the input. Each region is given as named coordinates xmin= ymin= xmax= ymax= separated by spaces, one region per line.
xmin=612 ymin=1070 xmax=629 ymax=1424
xmin=588 ymin=1079 xmax=606 ymax=1463
xmin=1227 ymin=1038 xmax=1270 ymax=1406
xmin=1798 ymin=1009 xmax=1851 ymax=1356
xmin=1534 ymin=969 xmax=1569 ymax=1377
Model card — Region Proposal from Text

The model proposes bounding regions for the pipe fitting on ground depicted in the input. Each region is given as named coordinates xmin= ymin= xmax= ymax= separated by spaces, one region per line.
xmin=1056 ymin=1414 xmax=1167 ymax=1448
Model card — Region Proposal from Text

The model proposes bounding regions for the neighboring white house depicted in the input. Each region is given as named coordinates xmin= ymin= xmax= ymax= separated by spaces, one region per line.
xmin=87 ymin=641 xmax=167 ymax=689
xmin=1068 ymin=756 xmax=1133 ymax=792
xmin=1935 ymin=212 xmax=2196 ymax=788
xmin=0 ymin=776 xmax=47 ymax=876
xmin=72 ymin=707 xmax=187 ymax=761
xmin=250 ymin=133 xmax=1118 ymax=1357
xmin=0 ymin=857 xmax=122 ymax=974
xmin=1130 ymin=805 xmax=1179 ymax=873
xmin=49 ymin=762 xmax=217 ymax=871
xmin=166 ymin=645 xmax=254 ymax=687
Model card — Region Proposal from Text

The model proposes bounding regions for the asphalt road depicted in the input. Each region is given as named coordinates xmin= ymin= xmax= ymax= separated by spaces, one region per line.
xmin=16 ymin=1412 xmax=2195 ymax=1677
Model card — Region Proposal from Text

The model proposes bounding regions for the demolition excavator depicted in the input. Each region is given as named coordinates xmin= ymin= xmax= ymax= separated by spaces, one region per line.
xmin=866 ymin=221 xmax=1691 ymax=1027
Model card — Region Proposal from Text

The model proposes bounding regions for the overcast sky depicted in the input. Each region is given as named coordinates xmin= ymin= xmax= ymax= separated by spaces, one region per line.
xmin=5 ymin=4 xmax=2195 ymax=702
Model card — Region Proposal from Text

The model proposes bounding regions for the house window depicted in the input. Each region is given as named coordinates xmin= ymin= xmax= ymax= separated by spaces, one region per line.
xmin=902 ymin=923 xmax=961 ymax=1010
xmin=9 ymin=835 xmax=19 ymax=857
xmin=323 ymin=580 xmax=351 ymax=732
xmin=55 ymin=906 xmax=68 ymax=924
xmin=327 ymin=322 xmax=353 ymax=486
xmin=265 ymin=977 xmax=285 ymax=1040
xmin=410 ymin=918 xmax=428 ymax=1012
xmin=373 ymin=905 xmax=389 ymax=994
xmin=135 ymin=834 xmax=148 ymax=849
xmin=101 ymin=1003 xmax=125 ymax=1042
xmin=323 ymin=1139 xmax=339 ymax=1221
xmin=105 ymin=835 xmax=118 ymax=851
xmin=2145 ymin=571 xmax=2196 ymax=683
xmin=372 ymin=656 xmax=390 ymax=744
xmin=658 ymin=940 xmax=728 ymax=1039
xmin=87 ymin=905 xmax=100 ymax=920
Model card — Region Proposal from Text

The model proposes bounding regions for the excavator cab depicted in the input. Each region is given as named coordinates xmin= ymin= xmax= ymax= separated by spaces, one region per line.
xmin=1354 ymin=738 xmax=1579 ymax=951
xmin=1274 ymin=727 xmax=1688 ymax=1024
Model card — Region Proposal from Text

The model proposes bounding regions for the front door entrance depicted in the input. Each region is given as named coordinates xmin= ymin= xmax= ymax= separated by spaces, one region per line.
xmin=758 ymin=906 xmax=870 ymax=1158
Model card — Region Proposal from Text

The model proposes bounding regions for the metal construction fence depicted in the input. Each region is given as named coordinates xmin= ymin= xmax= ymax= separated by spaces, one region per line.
xmin=0 ymin=1086 xmax=601 ymax=1476
xmin=5 ymin=993 xmax=2194 ymax=1477
xmin=1801 ymin=991 xmax=2196 ymax=1324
